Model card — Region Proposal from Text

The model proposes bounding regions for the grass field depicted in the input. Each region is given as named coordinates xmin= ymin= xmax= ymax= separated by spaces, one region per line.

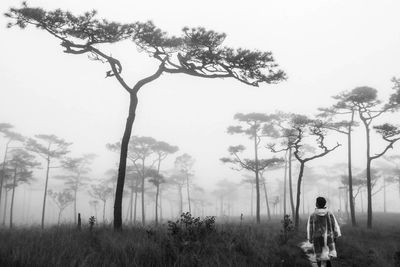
xmin=0 ymin=213 xmax=399 ymax=267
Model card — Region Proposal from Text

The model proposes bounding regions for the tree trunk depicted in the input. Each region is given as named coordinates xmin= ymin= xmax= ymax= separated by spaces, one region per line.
xmin=114 ymin=92 xmax=138 ymax=231
xmin=134 ymin=177 xmax=138 ymax=224
xmin=283 ymin=151 xmax=288 ymax=216
xmin=103 ymin=200 xmax=106 ymax=223
xmin=74 ymin=188 xmax=77 ymax=225
xmin=2 ymin=189 xmax=8 ymax=226
xmin=295 ymin=162 xmax=305 ymax=229
xmin=302 ymin=181 xmax=305 ymax=215
xmin=288 ymin=148 xmax=295 ymax=220
xmin=179 ymin=185 xmax=183 ymax=215
xmin=186 ymin=174 xmax=191 ymax=214
xmin=129 ymin=178 xmax=134 ymax=225
xmin=159 ymin=188 xmax=163 ymax=223
xmin=141 ymin=158 xmax=146 ymax=226
xmin=0 ymin=142 xmax=10 ymax=214
xmin=254 ymin=133 xmax=260 ymax=223
xmin=366 ymin=158 xmax=372 ymax=228
xmin=250 ymin=183 xmax=254 ymax=217
xmin=155 ymin=158 xmax=161 ymax=225
xmin=9 ymin=167 xmax=17 ymax=229
xmin=348 ymin=111 xmax=357 ymax=226
xmin=263 ymin=182 xmax=271 ymax=220
xmin=41 ymin=157 xmax=51 ymax=229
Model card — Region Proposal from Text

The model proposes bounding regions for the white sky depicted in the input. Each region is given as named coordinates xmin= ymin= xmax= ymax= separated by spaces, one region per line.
xmin=1 ymin=0 xmax=400 ymax=223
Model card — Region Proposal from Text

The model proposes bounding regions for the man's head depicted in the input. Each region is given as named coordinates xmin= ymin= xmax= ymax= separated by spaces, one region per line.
xmin=316 ymin=197 xmax=326 ymax=209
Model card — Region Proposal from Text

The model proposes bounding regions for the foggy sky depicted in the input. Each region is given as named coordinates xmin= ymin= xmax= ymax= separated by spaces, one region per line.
xmin=1 ymin=0 xmax=400 ymax=224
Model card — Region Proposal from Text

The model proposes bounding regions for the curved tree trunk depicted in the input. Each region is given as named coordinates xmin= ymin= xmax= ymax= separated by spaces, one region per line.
xmin=114 ymin=93 xmax=138 ymax=230
xmin=9 ymin=168 xmax=17 ymax=229
xmin=263 ymin=182 xmax=271 ymax=220
xmin=41 ymin=157 xmax=50 ymax=229
xmin=295 ymin=162 xmax=305 ymax=229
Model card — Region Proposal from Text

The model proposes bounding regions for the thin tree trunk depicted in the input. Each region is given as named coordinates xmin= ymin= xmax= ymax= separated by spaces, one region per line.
xmin=263 ymin=182 xmax=271 ymax=220
xmin=159 ymin=188 xmax=163 ymax=223
xmin=283 ymin=150 xmax=288 ymax=216
xmin=74 ymin=188 xmax=77 ymax=224
xmin=295 ymin=162 xmax=305 ymax=229
xmin=129 ymin=178 xmax=134 ymax=225
xmin=302 ymin=181 xmax=305 ymax=215
xmin=0 ymin=142 xmax=10 ymax=215
xmin=155 ymin=158 xmax=161 ymax=225
xmin=254 ymin=134 xmax=260 ymax=223
xmin=186 ymin=174 xmax=191 ymax=214
xmin=2 ymin=189 xmax=8 ymax=226
xmin=348 ymin=110 xmax=357 ymax=226
xmin=114 ymin=92 xmax=138 ymax=231
xmin=179 ymin=185 xmax=183 ymax=215
xmin=103 ymin=200 xmax=106 ymax=223
xmin=41 ymin=156 xmax=51 ymax=229
xmin=134 ymin=177 xmax=138 ymax=224
xmin=9 ymin=167 xmax=17 ymax=229
xmin=288 ymin=148 xmax=295 ymax=219
xmin=250 ymin=183 xmax=254 ymax=216
xmin=141 ymin=158 xmax=146 ymax=226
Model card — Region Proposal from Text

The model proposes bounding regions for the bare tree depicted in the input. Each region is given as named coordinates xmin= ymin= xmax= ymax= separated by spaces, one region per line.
xmin=58 ymin=154 xmax=95 ymax=224
xmin=26 ymin=134 xmax=71 ymax=229
xmin=6 ymin=4 xmax=286 ymax=230
xmin=0 ymin=125 xmax=24 ymax=213
xmin=48 ymin=189 xmax=74 ymax=225
xmin=175 ymin=154 xmax=195 ymax=214
xmin=89 ymin=181 xmax=113 ymax=223
xmin=7 ymin=149 xmax=39 ymax=228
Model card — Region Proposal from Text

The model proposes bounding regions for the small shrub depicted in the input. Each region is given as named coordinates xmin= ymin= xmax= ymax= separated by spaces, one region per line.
xmin=279 ymin=214 xmax=294 ymax=244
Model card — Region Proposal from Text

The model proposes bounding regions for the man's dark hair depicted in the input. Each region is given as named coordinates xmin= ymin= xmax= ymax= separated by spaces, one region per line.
xmin=316 ymin=197 xmax=326 ymax=208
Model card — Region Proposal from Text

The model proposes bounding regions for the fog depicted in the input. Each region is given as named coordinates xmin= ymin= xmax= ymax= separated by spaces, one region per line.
xmin=0 ymin=0 xmax=400 ymax=227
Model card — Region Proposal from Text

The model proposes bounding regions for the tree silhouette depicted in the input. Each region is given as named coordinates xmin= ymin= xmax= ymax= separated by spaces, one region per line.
xmin=6 ymin=4 xmax=286 ymax=230
xmin=26 ymin=134 xmax=71 ymax=229
xmin=345 ymin=86 xmax=400 ymax=228
xmin=288 ymin=115 xmax=340 ymax=229
xmin=48 ymin=189 xmax=74 ymax=225
xmin=0 ymin=124 xmax=24 ymax=214
xmin=7 ymin=149 xmax=39 ymax=228
xmin=89 ymin=181 xmax=113 ymax=223
xmin=169 ymin=172 xmax=186 ymax=216
xmin=222 ymin=112 xmax=276 ymax=223
xmin=58 ymin=154 xmax=95 ymax=224
xmin=152 ymin=141 xmax=178 ymax=225
xmin=175 ymin=153 xmax=195 ymax=214
xmin=318 ymin=92 xmax=359 ymax=226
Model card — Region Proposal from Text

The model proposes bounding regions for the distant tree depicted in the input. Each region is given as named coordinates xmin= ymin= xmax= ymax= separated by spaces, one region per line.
xmin=241 ymin=175 xmax=256 ymax=217
xmin=289 ymin=115 xmax=340 ymax=229
xmin=267 ymin=112 xmax=297 ymax=220
xmin=89 ymin=181 xmax=113 ymax=223
xmin=169 ymin=172 xmax=186 ymax=215
xmin=58 ymin=154 xmax=95 ymax=223
xmin=175 ymin=154 xmax=195 ymax=214
xmin=222 ymin=112 xmax=276 ymax=223
xmin=26 ymin=134 xmax=71 ymax=229
xmin=48 ymin=189 xmax=74 ymax=225
xmin=259 ymin=158 xmax=284 ymax=220
xmin=345 ymin=86 xmax=400 ymax=228
xmin=213 ymin=179 xmax=237 ymax=217
xmin=0 ymin=124 xmax=24 ymax=213
xmin=89 ymin=199 xmax=99 ymax=219
xmin=318 ymin=92 xmax=359 ymax=226
xmin=0 ymin=162 xmax=13 ymax=226
xmin=7 ymin=149 xmax=39 ymax=228
xmin=383 ymin=155 xmax=400 ymax=197
xmin=6 ymin=4 xmax=286 ymax=230
xmin=151 ymin=141 xmax=178 ymax=225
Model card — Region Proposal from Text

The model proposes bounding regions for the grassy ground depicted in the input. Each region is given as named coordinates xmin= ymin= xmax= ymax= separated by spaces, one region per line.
xmin=0 ymin=213 xmax=399 ymax=267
